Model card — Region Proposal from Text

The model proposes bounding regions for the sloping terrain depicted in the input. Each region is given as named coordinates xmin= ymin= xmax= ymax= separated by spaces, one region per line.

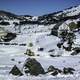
xmin=0 ymin=5 xmax=80 ymax=80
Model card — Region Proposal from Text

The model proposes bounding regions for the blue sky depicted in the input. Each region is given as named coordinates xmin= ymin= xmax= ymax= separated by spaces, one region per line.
xmin=0 ymin=0 xmax=80 ymax=16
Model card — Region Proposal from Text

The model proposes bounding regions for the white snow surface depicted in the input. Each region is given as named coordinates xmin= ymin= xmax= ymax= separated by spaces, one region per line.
xmin=0 ymin=8 xmax=80 ymax=80
xmin=0 ymin=24 xmax=80 ymax=80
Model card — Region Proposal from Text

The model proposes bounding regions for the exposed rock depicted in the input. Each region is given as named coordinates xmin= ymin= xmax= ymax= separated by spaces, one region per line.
xmin=38 ymin=48 xmax=44 ymax=51
xmin=63 ymin=67 xmax=75 ymax=74
xmin=18 ymin=61 xmax=22 ymax=64
xmin=63 ymin=45 xmax=72 ymax=51
xmin=51 ymin=71 xmax=59 ymax=76
xmin=51 ymin=22 xmax=63 ymax=36
xmin=73 ymin=47 xmax=80 ymax=53
xmin=24 ymin=49 xmax=35 ymax=56
xmin=47 ymin=66 xmax=75 ymax=76
xmin=57 ymin=43 xmax=63 ymax=48
xmin=71 ymin=47 xmax=80 ymax=55
xmin=48 ymin=49 xmax=54 ymax=52
xmin=23 ymin=58 xmax=45 ymax=76
xmin=11 ymin=58 xmax=15 ymax=61
xmin=0 ymin=21 xmax=10 ymax=25
xmin=47 ymin=65 xmax=55 ymax=72
xmin=19 ymin=44 xmax=26 ymax=46
xmin=71 ymin=51 xmax=78 ymax=55
xmin=50 ymin=54 xmax=61 ymax=57
xmin=9 ymin=65 xmax=23 ymax=76
xmin=47 ymin=65 xmax=62 ymax=76
xmin=3 ymin=33 xmax=16 ymax=42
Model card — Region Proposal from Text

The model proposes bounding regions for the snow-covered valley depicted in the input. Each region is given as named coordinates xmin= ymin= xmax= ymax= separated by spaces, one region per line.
xmin=0 ymin=5 xmax=80 ymax=80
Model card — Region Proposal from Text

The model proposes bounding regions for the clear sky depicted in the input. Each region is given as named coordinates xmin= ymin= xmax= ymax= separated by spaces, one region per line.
xmin=0 ymin=0 xmax=80 ymax=16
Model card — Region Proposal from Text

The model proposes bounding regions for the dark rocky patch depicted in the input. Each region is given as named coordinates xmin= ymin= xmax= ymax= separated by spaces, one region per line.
xmin=73 ymin=47 xmax=80 ymax=53
xmin=0 ymin=21 xmax=10 ymax=25
xmin=63 ymin=67 xmax=75 ymax=74
xmin=19 ymin=44 xmax=26 ymax=46
xmin=9 ymin=65 xmax=23 ymax=76
xmin=48 ymin=49 xmax=54 ymax=52
xmin=11 ymin=58 xmax=15 ymax=61
xmin=63 ymin=45 xmax=72 ymax=51
xmin=23 ymin=58 xmax=45 ymax=76
xmin=71 ymin=47 xmax=80 ymax=55
xmin=47 ymin=65 xmax=62 ymax=76
xmin=71 ymin=51 xmax=78 ymax=55
xmin=38 ymin=48 xmax=44 ymax=51
xmin=50 ymin=53 xmax=61 ymax=57
xmin=3 ymin=33 xmax=16 ymax=42
xmin=51 ymin=22 xmax=63 ymax=36
xmin=57 ymin=43 xmax=63 ymax=48
xmin=24 ymin=49 xmax=35 ymax=56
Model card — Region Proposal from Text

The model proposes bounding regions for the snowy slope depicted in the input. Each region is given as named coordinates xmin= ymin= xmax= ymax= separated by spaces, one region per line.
xmin=0 ymin=5 xmax=80 ymax=80
xmin=55 ymin=5 xmax=80 ymax=17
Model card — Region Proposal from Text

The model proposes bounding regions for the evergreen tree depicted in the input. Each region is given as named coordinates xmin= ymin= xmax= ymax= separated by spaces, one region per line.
xmin=66 ymin=32 xmax=75 ymax=51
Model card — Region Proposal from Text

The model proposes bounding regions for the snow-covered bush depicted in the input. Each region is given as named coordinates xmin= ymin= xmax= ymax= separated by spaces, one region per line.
xmin=66 ymin=32 xmax=75 ymax=51
xmin=69 ymin=22 xmax=77 ymax=31
xmin=0 ymin=21 xmax=10 ymax=25
xmin=57 ymin=43 xmax=63 ymax=48
xmin=24 ymin=49 xmax=35 ymax=56
xmin=59 ymin=30 xmax=68 ymax=41
xmin=13 ymin=22 xmax=19 ymax=26
xmin=28 ymin=43 xmax=33 ymax=47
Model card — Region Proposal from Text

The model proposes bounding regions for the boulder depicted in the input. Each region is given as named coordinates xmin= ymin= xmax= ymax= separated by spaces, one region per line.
xmin=38 ymin=48 xmax=44 ymax=51
xmin=47 ymin=65 xmax=55 ymax=72
xmin=63 ymin=67 xmax=75 ymax=74
xmin=71 ymin=47 xmax=80 ymax=56
xmin=51 ymin=71 xmax=58 ymax=76
xmin=71 ymin=51 xmax=78 ymax=55
xmin=73 ymin=47 xmax=80 ymax=53
xmin=57 ymin=43 xmax=63 ymax=48
xmin=63 ymin=45 xmax=72 ymax=51
xmin=47 ymin=65 xmax=62 ymax=76
xmin=1 ymin=33 xmax=16 ymax=42
xmin=9 ymin=65 xmax=23 ymax=76
xmin=23 ymin=58 xmax=45 ymax=76
xmin=4 ymin=33 xmax=16 ymax=42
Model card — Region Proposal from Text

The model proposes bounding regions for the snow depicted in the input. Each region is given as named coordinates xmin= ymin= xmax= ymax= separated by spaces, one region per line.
xmin=0 ymin=5 xmax=80 ymax=80
xmin=0 ymin=28 xmax=79 ymax=80
xmin=55 ymin=5 xmax=80 ymax=17
xmin=32 ymin=16 xmax=38 ymax=21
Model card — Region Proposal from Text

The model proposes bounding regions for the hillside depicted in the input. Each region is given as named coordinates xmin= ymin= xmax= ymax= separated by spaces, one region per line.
xmin=0 ymin=5 xmax=80 ymax=80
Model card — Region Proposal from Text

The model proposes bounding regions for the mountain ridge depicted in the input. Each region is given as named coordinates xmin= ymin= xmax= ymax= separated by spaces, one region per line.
xmin=0 ymin=5 xmax=80 ymax=24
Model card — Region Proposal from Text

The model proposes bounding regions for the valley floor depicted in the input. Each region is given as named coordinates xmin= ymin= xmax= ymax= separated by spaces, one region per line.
xmin=0 ymin=46 xmax=80 ymax=80
xmin=0 ymin=32 xmax=80 ymax=80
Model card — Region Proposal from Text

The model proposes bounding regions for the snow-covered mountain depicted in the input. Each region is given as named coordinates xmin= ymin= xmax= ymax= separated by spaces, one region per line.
xmin=0 ymin=5 xmax=80 ymax=34
xmin=0 ymin=5 xmax=80 ymax=49
xmin=38 ymin=5 xmax=80 ymax=24
xmin=0 ymin=10 xmax=35 ymax=21
xmin=0 ymin=5 xmax=80 ymax=24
